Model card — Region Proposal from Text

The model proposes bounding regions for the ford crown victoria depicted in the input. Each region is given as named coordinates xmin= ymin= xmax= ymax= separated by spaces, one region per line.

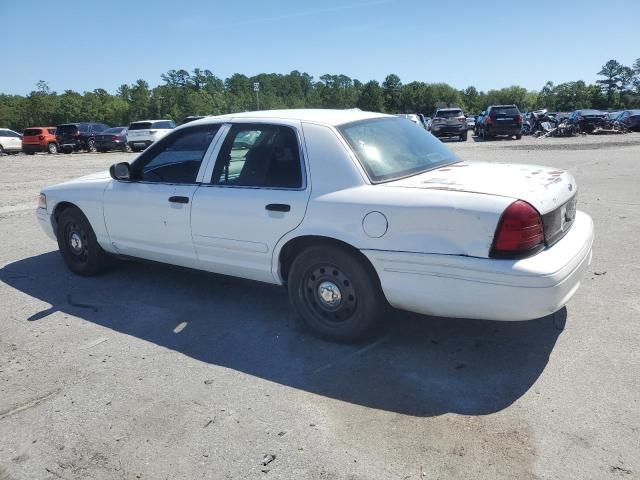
xmin=37 ymin=109 xmax=594 ymax=342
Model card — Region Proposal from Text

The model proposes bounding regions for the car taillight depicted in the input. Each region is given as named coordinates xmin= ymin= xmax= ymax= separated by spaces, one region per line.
xmin=486 ymin=116 xmax=493 ymax=125
xmin=518 ymin=114 xmax=523 ymax=125
xmin=490 ymin=200 xmax=544 ymax=259
xmin=112 ymin=135 xmax=119 ymax=141
xmin=38 ymin=135 xmax=44 ymax=141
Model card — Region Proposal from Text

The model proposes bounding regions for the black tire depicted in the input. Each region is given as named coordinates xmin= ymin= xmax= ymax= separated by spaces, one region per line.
xmin=460 ymin=131 xmax=468 ymax=141
xmin=0 ymin=145 xmax=5 ymax=155
xmin=63 ymin=147 xmax=72 ymax=154
xmin=515 ymin=134 xmax=522 ymax=140
xmin=288 ymin=245 xmax=385 ymax=342
xmin=87 ymin=139 xmax=96 ymax=152
xmin=56 ymin=206 xmax=111 ymax=276
xmin=26 ymin=151 xmax=36 ymax=155
xmin=48 ymin=143 xmax=58 ymax=154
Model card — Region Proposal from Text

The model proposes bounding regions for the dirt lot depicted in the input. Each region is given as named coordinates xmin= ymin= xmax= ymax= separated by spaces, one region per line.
xmin=1 ymin=133 xmax=639 ymax=479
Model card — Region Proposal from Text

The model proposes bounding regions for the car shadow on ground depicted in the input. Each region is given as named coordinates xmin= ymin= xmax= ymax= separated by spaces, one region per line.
xmin=1 ymin=252 xmax=566 ymax=417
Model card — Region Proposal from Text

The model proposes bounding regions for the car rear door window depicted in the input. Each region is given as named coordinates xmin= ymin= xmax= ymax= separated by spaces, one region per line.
xmin=132 ymin=125 xmax=220 ymax=184
xmin=211 ymin=124 xmax=302 ymax=189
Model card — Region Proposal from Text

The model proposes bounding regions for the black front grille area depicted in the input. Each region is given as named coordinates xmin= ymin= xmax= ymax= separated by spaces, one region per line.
xmin=542 ymin=193 xmax=577 ymax=247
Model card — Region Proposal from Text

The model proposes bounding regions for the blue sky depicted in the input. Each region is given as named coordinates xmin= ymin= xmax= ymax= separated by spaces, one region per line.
xmin=0 ymin=0 xmax=637 ymax=95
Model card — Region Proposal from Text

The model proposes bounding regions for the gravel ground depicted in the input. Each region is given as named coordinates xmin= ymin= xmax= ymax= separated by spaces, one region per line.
xmin=0 ymin=133 xmax=639 ymax=479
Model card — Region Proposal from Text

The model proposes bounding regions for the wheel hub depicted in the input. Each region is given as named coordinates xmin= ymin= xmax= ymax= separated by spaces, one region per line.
xmin=318 ymin=281 xmax=342 ymax=308
xmin=70 ymin=232 xmax=83 ymax=253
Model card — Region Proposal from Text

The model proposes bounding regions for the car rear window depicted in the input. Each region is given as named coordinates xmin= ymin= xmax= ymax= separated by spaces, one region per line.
xmin=23 ymin=128 xmax=42 ymax=136
xmin=152 ymin=120 xmax=176 ymax=129
xmin=104 ymin=127 xmax=125 ymax=134
xmin=491 ymin=106 xmax=520 ymax=116
xmin=48 ymin=128 xmax=56 ymax=135
xmin=339 ymin=117 xmax=460 ymax=183
xmin=57 ymin=125 xmax=79 ymax=135
xmin=129 ymin=122 xmax=152 ymax=130
xmin=435 ymin=110 xmax=463 ymax=118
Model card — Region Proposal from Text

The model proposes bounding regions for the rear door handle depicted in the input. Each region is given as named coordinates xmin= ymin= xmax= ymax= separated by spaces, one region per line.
xmin=168 ymin=196 xmax=189 ymax=204
xmin=265 ymin=203 xmax=290 ymax=212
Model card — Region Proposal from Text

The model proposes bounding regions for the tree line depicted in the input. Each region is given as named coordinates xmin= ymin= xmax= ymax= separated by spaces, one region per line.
xmin=1 ymin=58 xmax=638 ymax=131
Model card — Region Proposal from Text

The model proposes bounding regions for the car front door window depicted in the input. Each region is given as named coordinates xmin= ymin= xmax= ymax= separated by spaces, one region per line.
xmin=133 ymin=126 xmax=220 ymax=184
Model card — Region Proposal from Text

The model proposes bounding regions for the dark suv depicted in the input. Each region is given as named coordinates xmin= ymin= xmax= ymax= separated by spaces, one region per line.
xmin=430 ymin=108 xmax=468 ymax=141
xmin=479 ymin=105 xmax=522 ymax=140
xmin=56 ymin=122 xmax=110 ymax=154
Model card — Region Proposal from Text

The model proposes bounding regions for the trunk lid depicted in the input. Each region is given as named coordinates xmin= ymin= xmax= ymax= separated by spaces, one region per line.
xmin=387 ymin=161 xmax=576 ymax=215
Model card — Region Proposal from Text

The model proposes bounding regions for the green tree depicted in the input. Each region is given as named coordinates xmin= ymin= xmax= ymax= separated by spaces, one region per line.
xmin=382 ymin=74 xmax=402 ymax=112
xmin=597 ymin=59 xmax=625 ymax=106
xmin=356 ymin=80 xmax=384 ymax=112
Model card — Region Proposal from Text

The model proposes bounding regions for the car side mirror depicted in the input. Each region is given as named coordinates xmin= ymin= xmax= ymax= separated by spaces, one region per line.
xmin=110 ymin=162 xmax=131 ymax=181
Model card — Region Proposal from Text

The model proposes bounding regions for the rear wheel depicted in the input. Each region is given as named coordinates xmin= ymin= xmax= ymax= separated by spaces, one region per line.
xmin=515 ymin=134 xmax=522 ymax=140
xmin=56 ymin=206 xmax=111 ymax=276
xmin=460 ymin=131 xmax=468 ymax=141
xmin=288 ymin=245 xmax=385 ymax=342
xmin=87 ymin=139 xmax=96 ymax=152
xmin=0 ymin=145 xmax=5 ymax=155
xmin=48 ymin=143 xmax=58 ymax=154
xmin=63 ymin=147 xmax=72 ymax=154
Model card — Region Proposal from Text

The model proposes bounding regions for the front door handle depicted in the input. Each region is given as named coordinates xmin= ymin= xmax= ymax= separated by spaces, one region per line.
xmin=265 ymin=203 xmax=290 ymax=212
xmin=169 ymin=196 xmax=189 ymax=204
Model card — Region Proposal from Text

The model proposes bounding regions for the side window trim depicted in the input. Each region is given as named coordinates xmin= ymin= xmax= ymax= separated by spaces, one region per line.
xmin=130 ymin=124 xmax=224 ymax=186
xmin=202 ymin=121 xmax=307 ymax=191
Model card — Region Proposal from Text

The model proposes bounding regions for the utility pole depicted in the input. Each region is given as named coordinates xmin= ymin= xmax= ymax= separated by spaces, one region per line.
xmin=253 ymin=82 xmax=260 ymax=110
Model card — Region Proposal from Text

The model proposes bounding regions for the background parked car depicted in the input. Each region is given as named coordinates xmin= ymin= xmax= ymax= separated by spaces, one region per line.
xmin=478 ymin=105 xmax=522 ymax=140
xmin=614 ymin=109 xmax=640 ymax=131
xmin=96 ymin=127 xmax=129 ymax=152
xmin=430 ymin=108 xmax=467 ymax=141
xmin=567 ymin=109 xmax=606 ymax=133
xmin=466 ymin=115 xmax=476 ymax=130
xmin=56 ymin=123 xmax=110 ymax=154
xmin=474 ymin=111 xmax=486 ymax=136
xmin=606 ymin=111 xmax=622 ymax=122
xmin=395 ymin=114 xmax=427 ymax=129
xmin=0 ymin=128 xmax=23 ymax=155
xmin=182 ymin=115 xmax=205 ymax=124
xmin=126 ymin=119 xmax=176 ymax=152
xmin=22 ymin=127 xmax=58 ymax=154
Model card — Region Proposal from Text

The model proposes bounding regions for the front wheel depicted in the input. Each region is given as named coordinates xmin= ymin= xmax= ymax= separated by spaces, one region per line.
xmin=515 ymin=134 xmax=522 ymax=140
xmin=48 ymin=143 xmax=58 ymax=154
xmin=288 ymin=245 xmax=385 ymax=342
xmin=56 ymin=207 xmax=111 ymax=276
xmin=87 ymin=139 xmax=96 ymax=152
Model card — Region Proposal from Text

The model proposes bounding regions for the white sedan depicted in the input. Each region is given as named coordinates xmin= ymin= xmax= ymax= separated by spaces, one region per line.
xmin=37 ymin=109 xmax=594 ymax=342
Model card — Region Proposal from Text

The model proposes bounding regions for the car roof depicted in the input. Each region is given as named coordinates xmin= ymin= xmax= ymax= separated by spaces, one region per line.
xmin=195 ymin=109 xmax=391 ymax=127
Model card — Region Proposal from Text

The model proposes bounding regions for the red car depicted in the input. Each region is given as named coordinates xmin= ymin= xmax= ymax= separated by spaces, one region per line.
xmin=22 ymin=127 xmax=58 ymax=154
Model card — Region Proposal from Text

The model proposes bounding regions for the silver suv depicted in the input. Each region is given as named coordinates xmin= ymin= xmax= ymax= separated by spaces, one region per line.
xmin=430 ymin=108 xmax=467 ymax=141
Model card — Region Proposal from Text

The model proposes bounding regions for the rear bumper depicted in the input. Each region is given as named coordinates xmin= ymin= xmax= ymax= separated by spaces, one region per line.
xmin=97 ymin=140 xmax=125 ymax=150
xmin=431 ymin=125 xmax=465 ymax=136
xmin=486 ymin=125 xmax=520 ymax=136
xmin=22 ymin=144 xmax=48 ymax=153
xmin=362 ymin=211 xmax=594 ymax=321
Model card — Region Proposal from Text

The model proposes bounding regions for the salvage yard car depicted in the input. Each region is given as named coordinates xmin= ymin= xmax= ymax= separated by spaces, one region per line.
xmin=37 ymin=109 xmax=594 ymax=342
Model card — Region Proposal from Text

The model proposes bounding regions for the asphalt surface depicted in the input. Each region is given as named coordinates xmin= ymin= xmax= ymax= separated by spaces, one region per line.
xmin=1 ymin=133 xmax=639 ymax=479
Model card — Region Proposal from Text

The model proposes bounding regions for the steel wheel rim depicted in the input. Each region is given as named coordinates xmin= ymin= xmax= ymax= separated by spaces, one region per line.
xmin=64 ymin=221 xmax=89 ymax=264
xmin=302 ymin=263 xmax=357 ymax=325
xmin=49 ymin=143 xmax=57 ymax=154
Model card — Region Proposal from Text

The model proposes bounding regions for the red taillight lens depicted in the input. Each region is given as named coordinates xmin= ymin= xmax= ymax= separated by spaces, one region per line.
xmin=112 ymin=135 xmax=118 ymax=141
xmin=38 ymin=135 xmax=44 ymax=141
xmin=486 ymin=116 xmax=493 ymax=125
xmin=518 ymin=114 xmax=523 ymax=125
xmin=490 ymin=200 xmax=544 ymax=258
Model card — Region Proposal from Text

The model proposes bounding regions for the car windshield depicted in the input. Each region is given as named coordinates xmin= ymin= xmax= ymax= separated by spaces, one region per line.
xmin=339 ymin=117 xmax=460 ymax=183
